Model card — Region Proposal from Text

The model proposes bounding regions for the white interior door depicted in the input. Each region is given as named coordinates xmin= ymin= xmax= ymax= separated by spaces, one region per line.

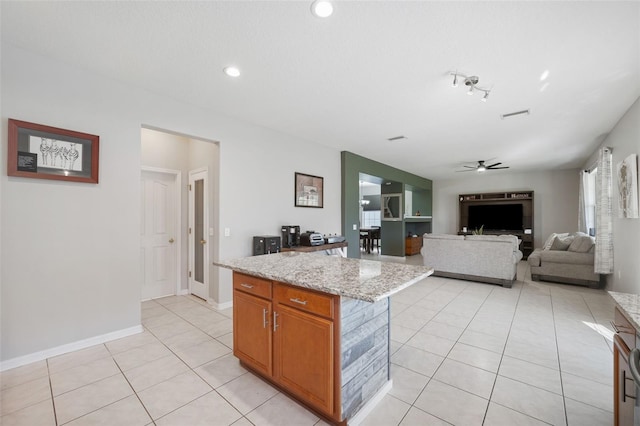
xmin=141 ymin=170 xmax=178 ymax=300
xmin=189 ymin=169 xmax=209 ymax=300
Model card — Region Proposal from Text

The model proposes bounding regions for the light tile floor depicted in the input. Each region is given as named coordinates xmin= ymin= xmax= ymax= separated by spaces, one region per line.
xmin=1 ymin=259 xmax=615 ymax=425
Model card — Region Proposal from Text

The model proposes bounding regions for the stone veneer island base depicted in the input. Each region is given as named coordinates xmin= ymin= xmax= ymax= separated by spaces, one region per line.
xmin=216 ymin=252 xmax=433 ymax=425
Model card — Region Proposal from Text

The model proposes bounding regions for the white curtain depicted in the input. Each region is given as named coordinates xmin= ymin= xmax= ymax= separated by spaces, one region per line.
xmin=578 ymin=170 xmax=588 ymax=234
xmin=595 ymin=147 xmax=614 ymax=274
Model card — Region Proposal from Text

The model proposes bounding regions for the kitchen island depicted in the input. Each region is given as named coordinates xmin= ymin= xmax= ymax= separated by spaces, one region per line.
xmin=215 ymin=252 xmax=433 ymax=425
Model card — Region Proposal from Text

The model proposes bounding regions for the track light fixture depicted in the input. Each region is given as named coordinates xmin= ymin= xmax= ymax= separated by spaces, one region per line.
xmin=450 ymin=72 xmax=491 ymax=101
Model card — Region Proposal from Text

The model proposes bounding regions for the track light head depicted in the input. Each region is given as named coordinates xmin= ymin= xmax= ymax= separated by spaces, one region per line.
xmin=450 ymin=71 xmax=491 ymax=102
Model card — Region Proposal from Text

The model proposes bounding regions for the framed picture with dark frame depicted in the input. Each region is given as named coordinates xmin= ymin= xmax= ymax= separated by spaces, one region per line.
xmin=295 ymin=172 xmax=323 ymax=208
xmin=8 ymin=118 xmax=100 ymax=184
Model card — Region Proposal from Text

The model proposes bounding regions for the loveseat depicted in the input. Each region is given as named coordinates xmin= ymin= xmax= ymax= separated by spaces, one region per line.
xmin=421 ymin=234 xmax=523 ymax=288
xmin=528 ymin=232 xmax=602 ymax=288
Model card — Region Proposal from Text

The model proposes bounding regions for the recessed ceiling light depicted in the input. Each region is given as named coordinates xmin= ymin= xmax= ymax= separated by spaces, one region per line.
xmin=311 ymin=0 xmax=333 ymax=18
xmin=223 ymin=66 xmax=240 ymax=77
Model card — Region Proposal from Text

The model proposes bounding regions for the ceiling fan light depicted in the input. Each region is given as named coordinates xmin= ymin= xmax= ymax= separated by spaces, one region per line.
xmin=467 ymin=86 xmax=474 ymax=95
xmin=223 ymin=66 xmax=240 ymax=77
xmin=311 ymin=0 xmax=333 ymax=18
xmin=477 ymin=165 xmax=487 ymax=172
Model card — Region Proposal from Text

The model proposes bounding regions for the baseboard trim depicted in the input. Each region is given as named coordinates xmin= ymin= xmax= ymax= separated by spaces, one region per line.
xmin=177 ymin=289 xmax=189 ymax=296
xmin=347 ymin=379 xmax=393 ymax=426
xmin=0 ymin=325 xmax=143 ymax=372
xmin=208 ymin=299 xmax=233 ymax=310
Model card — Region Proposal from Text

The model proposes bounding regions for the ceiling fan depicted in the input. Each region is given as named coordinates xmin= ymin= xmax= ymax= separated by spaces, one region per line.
xmin=458 ymin=160 xmax=510 ymax=172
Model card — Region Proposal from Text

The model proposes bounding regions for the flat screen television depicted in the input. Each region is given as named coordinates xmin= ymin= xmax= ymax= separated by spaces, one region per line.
xmin=468 ymin=204 xmax=523 ymax=231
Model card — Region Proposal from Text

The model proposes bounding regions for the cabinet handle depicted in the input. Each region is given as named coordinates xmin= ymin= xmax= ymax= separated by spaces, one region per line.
xmin=611 ymin=320 xmax=634 ymax=334
xmin=623 ymin=369 xmax=637 ymax=401
xmin=273 ymin=312 xmax=279 ymax=332
xmin=290 ymin=298 xmax=308 ymax=306
xmin=240 ymin=283 xmax=254 ymax=289
xmin=262 ymin=308 xmax=269 ymax=328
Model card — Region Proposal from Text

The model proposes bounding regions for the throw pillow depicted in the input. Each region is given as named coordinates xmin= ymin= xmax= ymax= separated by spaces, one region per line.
xmin=550 ymin=235 xmax=573 ymax=251
xmin=543 ymin=233 xmax=557 ymax=250
xmin=543 ymin=232 xmax=569 ymax=250
xmin=568 ymin=235 xmax=595 ymax=253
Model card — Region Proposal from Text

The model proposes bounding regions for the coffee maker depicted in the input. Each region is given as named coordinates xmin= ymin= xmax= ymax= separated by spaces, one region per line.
xmin=281 ymin=225 xmax=300 ymax=248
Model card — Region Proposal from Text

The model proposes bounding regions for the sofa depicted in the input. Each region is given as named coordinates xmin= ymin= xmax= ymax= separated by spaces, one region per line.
xmin=528 ymin=232 xmax=602 ymax=288
xmin=421 ymin=234 xmax=523 ymax=288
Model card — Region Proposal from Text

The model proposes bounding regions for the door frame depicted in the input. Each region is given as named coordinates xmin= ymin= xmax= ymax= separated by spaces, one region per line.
xmin=188 ymin=167 xmax=209 ymax=300
xmin=141 ymin=166 xmax=183 ymax=297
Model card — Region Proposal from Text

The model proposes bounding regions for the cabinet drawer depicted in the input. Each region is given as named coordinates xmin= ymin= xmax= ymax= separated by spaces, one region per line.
xmin=234 ymin=273 xmax=272 ymax=299
xmin=614 ymin=307 xmax=636 ymax=350
xmin=274 ymin=283 xmax=335 ymax=319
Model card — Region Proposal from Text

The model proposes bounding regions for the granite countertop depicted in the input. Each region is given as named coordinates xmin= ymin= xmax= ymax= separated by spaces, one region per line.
xmin=609 ymin=291 xmax=640 ymax=331
xmin=215 ymin=252 xmax=434 ymax=303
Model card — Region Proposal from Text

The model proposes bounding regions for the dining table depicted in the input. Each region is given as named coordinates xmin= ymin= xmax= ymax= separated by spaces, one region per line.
xmin=359 ymin=227 xmax=379 ymax=254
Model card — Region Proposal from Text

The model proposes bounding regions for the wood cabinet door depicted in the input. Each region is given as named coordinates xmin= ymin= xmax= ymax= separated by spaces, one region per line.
xmin=233 ymin=290 xmax=272 ymax=377
xmin=274 ymin=303 xmax=334 ymax=415
xmin=614 ymin=335 xmax=635 ymax=426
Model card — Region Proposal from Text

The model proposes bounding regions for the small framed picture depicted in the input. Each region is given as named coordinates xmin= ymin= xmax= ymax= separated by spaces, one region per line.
xmin=8 ymin=119 xmax=99 ymax=184
xmin=295 ymin=172 xmax=323 ymax=208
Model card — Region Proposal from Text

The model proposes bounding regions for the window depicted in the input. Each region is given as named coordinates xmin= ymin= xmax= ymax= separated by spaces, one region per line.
xmin=362 ymin=210 xmax=381 ymax=228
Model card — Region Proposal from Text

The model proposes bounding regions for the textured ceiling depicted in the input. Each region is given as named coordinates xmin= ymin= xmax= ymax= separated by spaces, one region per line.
xmin=2 ymin=1 xmax=639 ymax=179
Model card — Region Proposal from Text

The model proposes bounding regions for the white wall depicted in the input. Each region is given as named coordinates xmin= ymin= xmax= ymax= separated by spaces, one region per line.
xmin=1 ymin=44 xmax=341 ymax=364
xmin=583 ymin=97 xmax=640 ymax=293
xmin=432 ymin=169 xmax=580 ymax=249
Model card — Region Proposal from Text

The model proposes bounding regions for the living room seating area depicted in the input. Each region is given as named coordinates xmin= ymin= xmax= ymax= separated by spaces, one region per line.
xmin=421 ymin=234 xmax=523 ymax=288
xmin=528 ymin=232 xmax=602 ymax=288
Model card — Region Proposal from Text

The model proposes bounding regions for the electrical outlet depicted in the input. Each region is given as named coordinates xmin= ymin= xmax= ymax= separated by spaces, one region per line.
xmin=352 ymin=224 xmax=357 ymax=230
xmin=224 ymin=228 xmax=231 ymax=237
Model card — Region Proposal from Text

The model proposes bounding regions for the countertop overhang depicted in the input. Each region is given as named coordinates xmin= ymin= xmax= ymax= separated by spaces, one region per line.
xmin=215 ymin=252 xmax=434 ymax=302
xmin=609 ymin=291 xmax=640 ymax=331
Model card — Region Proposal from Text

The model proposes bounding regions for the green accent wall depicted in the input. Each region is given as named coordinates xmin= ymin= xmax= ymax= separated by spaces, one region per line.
xmin=341 ymin=151 xmax=433 ymax=258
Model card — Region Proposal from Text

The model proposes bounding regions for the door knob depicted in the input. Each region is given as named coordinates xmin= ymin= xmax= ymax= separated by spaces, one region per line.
xmin=169 ymin=238 xmax=175 ymax=243
xmin=200 ymin=239 xmax=207 ymax=245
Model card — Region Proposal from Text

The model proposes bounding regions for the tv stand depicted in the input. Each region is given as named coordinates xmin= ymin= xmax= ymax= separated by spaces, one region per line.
xmin=459 ymin=191 xmax=534 ymax=259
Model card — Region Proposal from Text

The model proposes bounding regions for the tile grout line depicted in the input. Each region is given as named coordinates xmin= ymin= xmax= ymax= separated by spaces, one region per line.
xmin=142 ymin=298 xmax=255 ymax=425
xmin=479 ymin=276 xmax=524 ymax=425
xmin=45 ymin=358 xmax=59 ymax=426
xmin=550 ymin=283 xmax=570 ymax=426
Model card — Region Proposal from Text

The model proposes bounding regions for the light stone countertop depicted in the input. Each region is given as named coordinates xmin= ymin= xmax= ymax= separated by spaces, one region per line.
xmin=609 ymin=291 xmax=640 ymax=331
xmin=215 ymin=252 xmax=434 ymax=303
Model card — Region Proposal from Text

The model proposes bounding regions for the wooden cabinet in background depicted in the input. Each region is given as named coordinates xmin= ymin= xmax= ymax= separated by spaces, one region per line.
xmin=274 ymin=303 xmax=334 ymax=414
xmin=613 ymin=307 xmax=637 ymax=426
xmin=405 ymin=236 xmax=422 ymax=256
xmin=233 ymin=273 xmax=274 ymax=376
xmin=232 ymin=272 xmax=339 ymax=421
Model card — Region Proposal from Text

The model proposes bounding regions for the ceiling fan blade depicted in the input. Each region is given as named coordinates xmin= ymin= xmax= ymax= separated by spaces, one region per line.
xmin=487 ymin=166 xmax=510 ymax=170
xmin=456 ymin=169 xmax=476 ymax=172
xmin=463 ymin=166 xmax=476 ymax=169
xmin=486 ymin=162 xmax=502 ymax=168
